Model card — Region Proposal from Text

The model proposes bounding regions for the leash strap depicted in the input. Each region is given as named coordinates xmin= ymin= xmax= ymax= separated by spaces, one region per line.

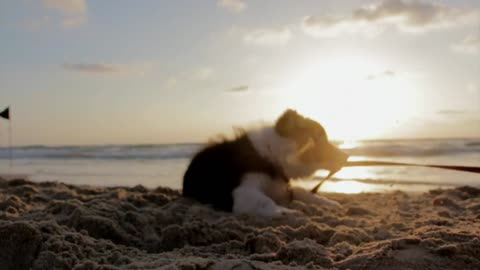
xmin=344 ymin=160 xmax=480 ymax=173
xmin=310 ymin=170 xmax=338 ymax=194
xmin=310 ymin=160 xmax=480 ymax=193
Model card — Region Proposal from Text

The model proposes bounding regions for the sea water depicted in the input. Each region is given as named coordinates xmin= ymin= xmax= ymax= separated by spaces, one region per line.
xmin=0 ymin=139 xmax=479 ymax=193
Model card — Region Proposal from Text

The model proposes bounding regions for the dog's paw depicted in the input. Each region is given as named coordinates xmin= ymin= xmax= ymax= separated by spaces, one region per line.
xmin=273 ymin=206 xmax=302 ymax=217
xmin=314 ymin=195 xmax=342 ymax=209
xmin=258 ymin=206 xmax=301 ymax=218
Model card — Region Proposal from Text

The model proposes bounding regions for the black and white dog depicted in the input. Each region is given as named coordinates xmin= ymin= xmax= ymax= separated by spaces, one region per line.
xmin=183 ymin=109 xmax=348 ymax=217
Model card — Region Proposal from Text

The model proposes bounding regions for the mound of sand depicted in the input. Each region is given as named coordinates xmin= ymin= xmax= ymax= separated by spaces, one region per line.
xmin=0 ymin=177 xmax=479 ymax=270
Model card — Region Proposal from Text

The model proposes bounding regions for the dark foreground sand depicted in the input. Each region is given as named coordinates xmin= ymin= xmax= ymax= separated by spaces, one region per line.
xmin=0 ymin=177 xmax=479 ymax=270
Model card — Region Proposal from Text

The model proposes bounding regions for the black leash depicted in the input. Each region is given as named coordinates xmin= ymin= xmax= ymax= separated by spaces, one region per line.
xmin=310 ymin=160 xmax=480 ymax=193
xmin=344 ymin=160 xmax=480 ymax=173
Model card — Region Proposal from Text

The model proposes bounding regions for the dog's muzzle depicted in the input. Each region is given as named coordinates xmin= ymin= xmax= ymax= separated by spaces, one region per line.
xmin=318 ymin=143 xmax=349 ymax=172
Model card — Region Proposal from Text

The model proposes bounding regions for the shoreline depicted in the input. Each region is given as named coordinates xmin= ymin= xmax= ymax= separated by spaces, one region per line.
xmin=0 ymin=177 xmax=479 ymax=270
xmin=1 ymin=171 xmax=474 ymax=195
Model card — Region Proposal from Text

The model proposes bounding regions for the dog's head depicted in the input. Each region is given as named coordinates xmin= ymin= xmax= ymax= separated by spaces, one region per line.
xmin=274 ymin=109 xmax=348 ymax=178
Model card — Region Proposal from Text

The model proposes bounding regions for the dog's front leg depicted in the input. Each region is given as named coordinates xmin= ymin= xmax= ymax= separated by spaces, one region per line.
xmin=291 ymin=186 xmax=341 ymax=208
xmin=232 ymin=173 xmax=293 ymax=217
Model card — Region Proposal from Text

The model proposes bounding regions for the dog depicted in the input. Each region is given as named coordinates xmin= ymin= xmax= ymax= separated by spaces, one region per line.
xmin=182 ymin=109 xmax=348 ymax=217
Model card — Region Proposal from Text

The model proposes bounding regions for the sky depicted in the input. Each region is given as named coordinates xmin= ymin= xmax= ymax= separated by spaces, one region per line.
xmin=0 ymin=0 xmax=479 ymax=145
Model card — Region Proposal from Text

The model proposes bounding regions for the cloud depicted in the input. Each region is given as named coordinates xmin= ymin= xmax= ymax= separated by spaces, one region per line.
xmin=226 ymin=85 xmax=249 ymax=92
xmin=437 ymin=110 xmax=467 ymax=115
xmin=62 ymin=62 xmax=152 ymax=75
xmin=243 ymin=27 xmax=292 ymax=46
xmin=42 ymin=0 xmax=87 ymax=27
xmin=217 ymin=0 xmax=246 ymax=13
xmin=43 ymin=0 xmax=86 ymax=14
xmin=63 ymin=63 xmax=120 ymax=74
xmin=352 ymin=0 xmax=473 ymax=30
xmin=366 ymin=69 xmax=395 ymax=80
xmin=301 ymin=15 xmax=381 ymax=38
xmin=451 ymin=34 xmax=480 ymax=55
xmin=301 ymin=0 xmax=478 ymax=38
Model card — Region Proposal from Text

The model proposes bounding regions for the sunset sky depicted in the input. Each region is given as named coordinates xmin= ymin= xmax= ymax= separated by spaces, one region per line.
xmin=0 ymin=0 xmax=479 ymax=145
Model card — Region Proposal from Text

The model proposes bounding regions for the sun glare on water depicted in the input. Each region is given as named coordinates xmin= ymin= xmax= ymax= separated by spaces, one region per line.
xmin=319 ymin=180 xmax=377 ymax=194
xmin=293 ymin=178 xmax=378 ymax=194
xmin=278 ymin=53 xmax=419 ymax=141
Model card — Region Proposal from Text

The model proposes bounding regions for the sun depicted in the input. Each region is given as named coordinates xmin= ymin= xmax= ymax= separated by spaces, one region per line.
xmin=276 ymin=53 xmax=419 ymax=141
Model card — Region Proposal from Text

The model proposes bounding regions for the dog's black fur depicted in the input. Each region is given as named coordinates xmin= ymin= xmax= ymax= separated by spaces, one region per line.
xmin=183 ymin=134 xmax=288 ymax=211
xmin=182 ymin=109 xmax=348 ymax=215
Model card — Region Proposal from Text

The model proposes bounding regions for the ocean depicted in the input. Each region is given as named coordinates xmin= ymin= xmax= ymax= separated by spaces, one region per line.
xmin=0 ymin=138 xmax=479 ymax=193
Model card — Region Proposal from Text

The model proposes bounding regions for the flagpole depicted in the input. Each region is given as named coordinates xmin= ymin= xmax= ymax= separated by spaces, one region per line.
xmin=8 ymin=115 xmax=12 ymax=171
xmin=0 ymin=106 xmax=12 ymax=172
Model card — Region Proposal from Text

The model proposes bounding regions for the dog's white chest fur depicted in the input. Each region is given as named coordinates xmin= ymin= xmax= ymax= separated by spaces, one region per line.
xmin=232 ymin=172 xmax=340 ymax=217
xmin=232 ymin=127 xmax=341 ymax=217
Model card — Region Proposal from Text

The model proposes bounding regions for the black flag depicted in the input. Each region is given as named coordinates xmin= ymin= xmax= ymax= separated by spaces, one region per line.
xmin=0 ymin=107 xmax=9 ymax=120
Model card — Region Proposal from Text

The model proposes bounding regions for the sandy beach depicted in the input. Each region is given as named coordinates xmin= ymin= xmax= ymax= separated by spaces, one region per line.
xmin=0 ymin=177 xmax=478 ymax=270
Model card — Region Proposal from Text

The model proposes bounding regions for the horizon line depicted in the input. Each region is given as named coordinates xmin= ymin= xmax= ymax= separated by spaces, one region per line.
xmin=1 ymin=136 xmax=479 ymax=148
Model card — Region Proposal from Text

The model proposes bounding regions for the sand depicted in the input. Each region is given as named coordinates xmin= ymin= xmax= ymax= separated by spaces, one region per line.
xmin=0 ymin=177 xmax=479 ymax=270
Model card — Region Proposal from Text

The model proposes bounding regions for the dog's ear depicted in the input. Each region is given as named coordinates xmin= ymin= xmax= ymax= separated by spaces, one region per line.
xmin=275 ymin=109 xmax=301 ymax=136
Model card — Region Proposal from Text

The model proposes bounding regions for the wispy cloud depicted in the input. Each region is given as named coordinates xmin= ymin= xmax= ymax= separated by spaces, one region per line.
xmin=301 ymin=0 xmax=478 ymax=38
xmin=437 ymin=110 xmax=467 ymax=115
xmin=301 ymin=16 xmax=381 ymax=38
xmin=352 ymin=0 xmax=475 ymax=30
xmin=367 ymin=70 xmax=395 ymax=80
xmin=42 ymin=0 xmax=87 ymax=27
xmin=62 ymin=62 xmax=151 ymax=76
xmin=226 ymin=85 xmax=249 ymax=92
xmin=217 ymin=0 xmax=246 ymax=13
xmin=243 ymin=27 xmax=292 ymax=46
xmin=63 ymin=63 xmax=121 ymax=74
xmin=43 ymin=0 xmax=86 ymax=14
xmin=451 ymin=34 xmax=480 ymax=55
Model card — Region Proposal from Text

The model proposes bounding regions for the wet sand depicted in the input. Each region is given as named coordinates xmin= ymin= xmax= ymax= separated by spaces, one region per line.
xmin=0 ymin=177 xmax=479 ymax=270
